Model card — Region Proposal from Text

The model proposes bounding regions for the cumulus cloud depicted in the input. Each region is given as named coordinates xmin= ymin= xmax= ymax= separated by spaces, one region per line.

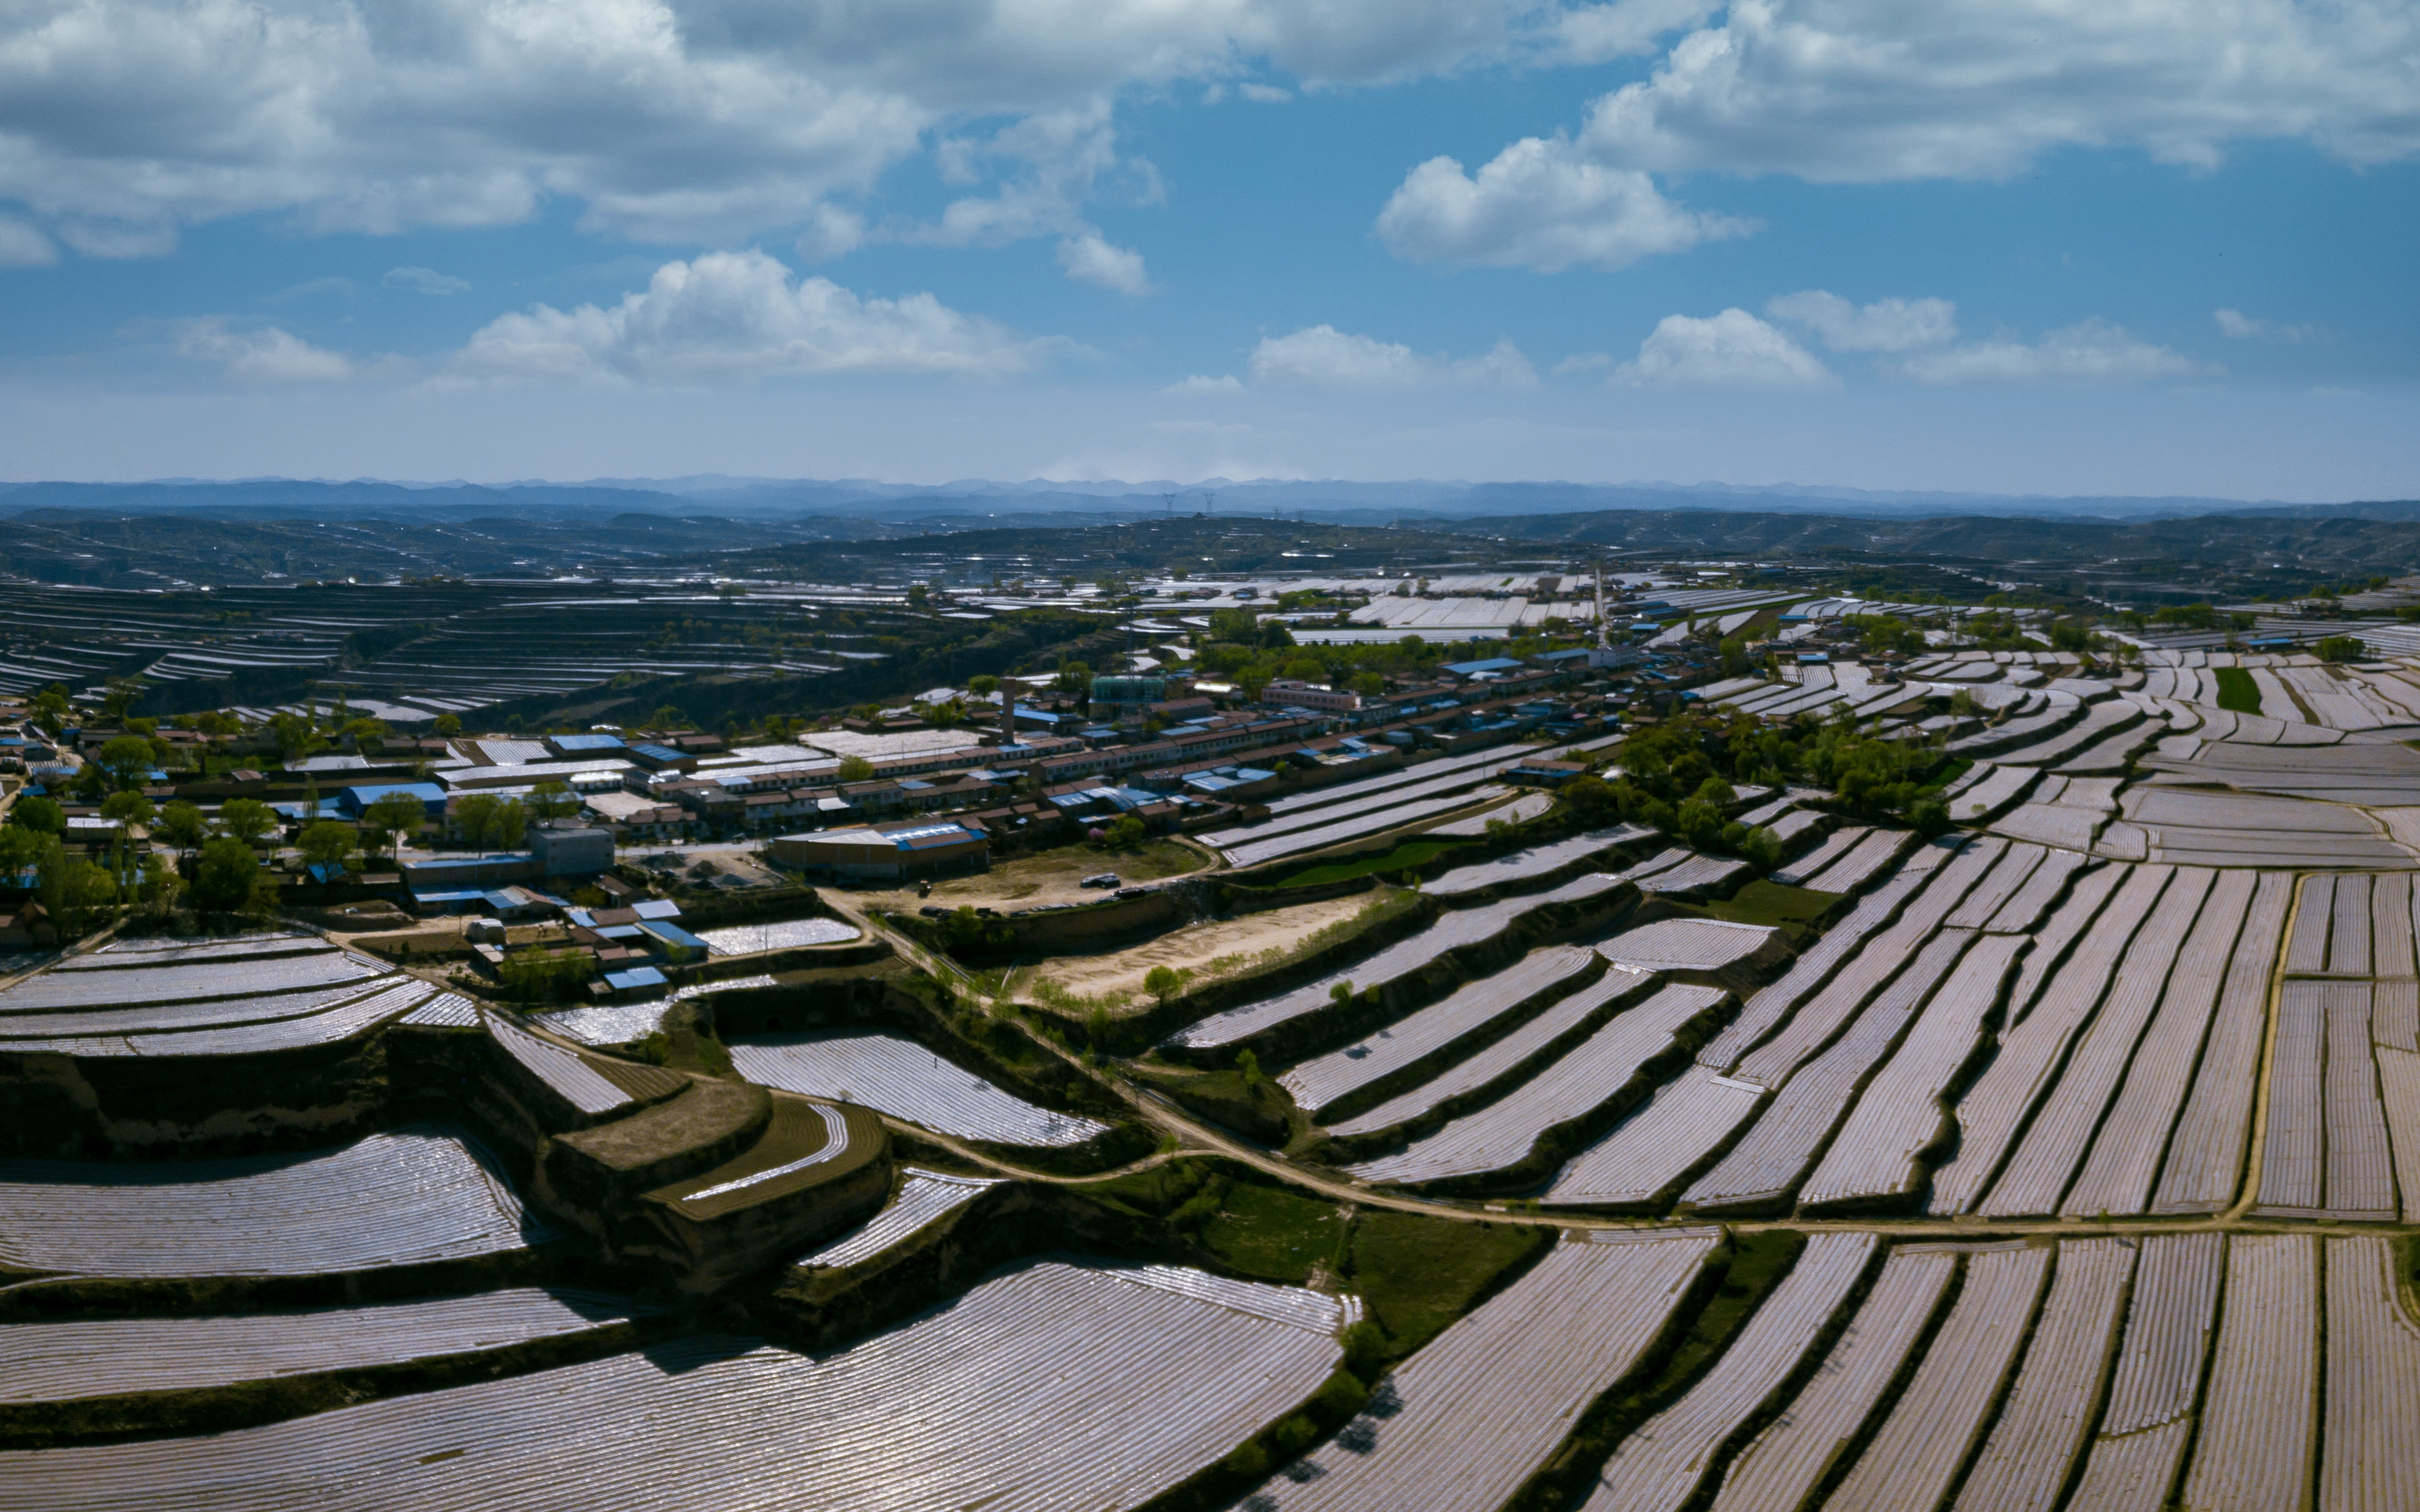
xmin=450 ymin=250 xmax=1058 ymax=384
xmin=1166 ymin=374 xmax=1245 ymax=394
xmin=2215 ymin=308 xmax=2319 ymax=343
xmin=170 ymin=319 xmax=355 ymax=384
xmin=1893 ymin=319 xmax=2214 ymax=384
xmin=1766 ymin=291 xmax=1958 ymax=352
xmin=1248 ymin=326 xmax=1537 ymax=388
xmin=1239 ymin=83 xmax=1292 ymax=103
xmin=1377 ymin=139 xmax=1751 ymax=271
xmin=1382 ymin=2 xmax=2420 ymax=272
xmin=0 ymin=0 xmax=1539 ymax=256
xmin=1544 ymin=0 xmax=1719 ymax=64
xmin=1057 ymin=233 xmax=1152 ymax=294
xmin=0 ymin=216 xmax=59 ymax=268
xmin=1576 ymin=2 xmax=2420 ymax=182
xmin=384 ymin=267 xmax=470 ymax=296
xmin=1616 ymin=309 xmax=1835 ymax=388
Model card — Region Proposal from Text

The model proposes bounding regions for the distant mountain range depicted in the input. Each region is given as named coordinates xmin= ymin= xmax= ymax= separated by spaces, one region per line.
xmin=2 ymin=476 xmax=2415 ymax=526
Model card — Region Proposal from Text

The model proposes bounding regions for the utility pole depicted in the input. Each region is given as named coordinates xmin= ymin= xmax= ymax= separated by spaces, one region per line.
xmin=1595 ymin=559 xmax=1611 ymax=652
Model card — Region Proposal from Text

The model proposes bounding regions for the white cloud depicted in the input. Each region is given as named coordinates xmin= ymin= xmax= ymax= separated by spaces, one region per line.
xmin=2215 ymin=308 xmax=2319 ymax=343
xmin=1249 ymin=326 xmax=1537 ymax=388
xmin=1617 ymin=309 xmax=1835 ymax=388
xmin=1893 ymin=319 xmax=2214 ymax=384
xmin=795 ymin=204 xmax=870 ymax=262
xmin=449 ymin=249 xmax=1059 ymax=384
xmin=1766 ymin=291 xmax=1958 ymax=352
xmin=384 ymin=267 xmax=470 ymax=296
xmin=1057 ymin=233 xmax=1151 ymax=295
xmin=0 ymin=216 xmax=59 ymax=268
xmin=1165 ymin=374 xmax=1245 ymax=394
xmin=1239 ymin=82 xmax=1292 ymax=103
xmin=170 ymin=319 xmax=355 ymax=384
xmin=1575 ymin=2 xmax=2420 ymax=182
xmin=0 ymin=0 xmax=1540 ymax=256
xmin=1382 ymin=2 xmax=2420 ymax=274
xmin=1376 ymin=139 xmax=1751 ymax=271
xmin=1543 ymin=0 xmax=1718 ymax=64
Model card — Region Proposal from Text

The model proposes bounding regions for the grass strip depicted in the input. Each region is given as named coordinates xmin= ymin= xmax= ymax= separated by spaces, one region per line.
xmin=1275 ymin=838 xmax=1472 ymax=888
xmin=2213 ymin=666 xmax=2263 ymax=715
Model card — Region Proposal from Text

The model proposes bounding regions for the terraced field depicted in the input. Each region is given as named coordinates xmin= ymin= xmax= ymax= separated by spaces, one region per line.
xmin=19 ymin=640 xmax=2420 ymax=1509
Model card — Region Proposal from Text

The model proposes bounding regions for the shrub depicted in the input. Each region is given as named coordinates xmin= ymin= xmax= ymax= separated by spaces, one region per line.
xmin=497 ymin=947 xmax=596 ymax=1003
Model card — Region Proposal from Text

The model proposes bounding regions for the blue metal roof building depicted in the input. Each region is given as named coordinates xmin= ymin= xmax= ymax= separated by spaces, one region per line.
xmin=337 ymin=781 xmax=448 ymax=818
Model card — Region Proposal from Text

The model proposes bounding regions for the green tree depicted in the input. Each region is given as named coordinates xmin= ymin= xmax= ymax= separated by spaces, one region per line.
xmin=1144 ymin=965 xmax=1186 ymax=1007
xmin=339 ymin=716 xmax=389 ymax=754
xmin=452 ymin=792 xmax=530 ymax=853
xmin=268 ymin=711 xmax=326 ymax=764
xmin=136 ymin=851 xmax=182 ymax=914
xmin=836 ymin=755 xmax=876 ymax=782
xmin=432 ymin=712 xmax=463 ymax=736
xmin=218 ymin=798 xmax=279 ymax=847
xmin=1052 ymin=659 xmax=1093 ymax=695
xmin=94 ymin=735 xmax=157 ymax=790
xmin=193 ymin=836 xmax=261 ymax=912
xmin=29 ymin=683 xmax=72 ymax=737
xmin=967 ymin=674 xmax=1000 ymax=696
xmin=2316 ymin=635 xmax=2366 ymax=663
xmin=1718 ymin=635 xmax=1751 ymax=676
xmin=528 ymin=780 xmax=579 ymax=823
xmin=101 ymin=674 xmax=147 ymax=723
xmin=1101 ymin=814 xmax=1148 ymax=852
xmin=10 ymin=796 xmax=66 ymax=836
xmin=39 ymin=841 xmax=114 ymax=938
xmin=156 ymin=800 xmax=209 ymax=858
xmin=0 ymin=824 xmax=40 ymax=884
xmin=297 ymin=819 xmax=358 ymax=881
xmin=98 ymin=791 xmax=156 ymax=899
xmin=362 ymin=792 xmax=427 ymax=857
xmin=70 ymin=763 xmax=109 ymax=803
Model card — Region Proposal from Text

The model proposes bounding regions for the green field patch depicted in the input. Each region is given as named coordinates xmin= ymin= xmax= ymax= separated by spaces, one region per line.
xmin=1703 ymin=880 xmax=1841 ymax=929
xmin=2214 ymin=665 xmax=2262 ymax=714
xmin=1196 ymin=1181 xmax=1348 ymax=1284
xmin=1344 ymin=1207 xmax=1549 ymax=1354
xmin=1275 ymin=838 xmax=1472 ymax=889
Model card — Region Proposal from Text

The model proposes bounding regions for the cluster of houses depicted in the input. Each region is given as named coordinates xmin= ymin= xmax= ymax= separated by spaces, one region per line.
xmin=0 ymin=637 xmax=1657 ymax=921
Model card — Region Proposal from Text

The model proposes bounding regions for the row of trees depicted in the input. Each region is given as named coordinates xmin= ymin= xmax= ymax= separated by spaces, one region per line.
xmin=1574 ymin=707 xmax=1954 ymax=861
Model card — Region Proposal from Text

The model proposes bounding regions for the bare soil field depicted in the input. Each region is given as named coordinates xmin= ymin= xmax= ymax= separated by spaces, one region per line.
xmin=1023 ymin=889 xmax=1395 ymax=1011
xmin=863 ymin=837 xmax=1215 ymax=912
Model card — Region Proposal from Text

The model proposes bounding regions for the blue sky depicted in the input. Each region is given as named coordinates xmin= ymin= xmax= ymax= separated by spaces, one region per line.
xmin=1 ymin=1 xmax=2415 ymax=496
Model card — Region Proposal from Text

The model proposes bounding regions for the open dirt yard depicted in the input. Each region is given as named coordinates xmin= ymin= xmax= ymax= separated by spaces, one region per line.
xmin=861 ymin=837 xmax=1215 ymax=913
xmin=1023 ymin=889 xmax=1390 ymax=1011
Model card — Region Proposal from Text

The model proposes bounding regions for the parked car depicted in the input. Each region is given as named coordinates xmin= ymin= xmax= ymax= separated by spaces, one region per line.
xmin=1114 ymin=887 xmax=1150 ymax=900
xmin=1080 ymin=872 xmax=1120 ymax=889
